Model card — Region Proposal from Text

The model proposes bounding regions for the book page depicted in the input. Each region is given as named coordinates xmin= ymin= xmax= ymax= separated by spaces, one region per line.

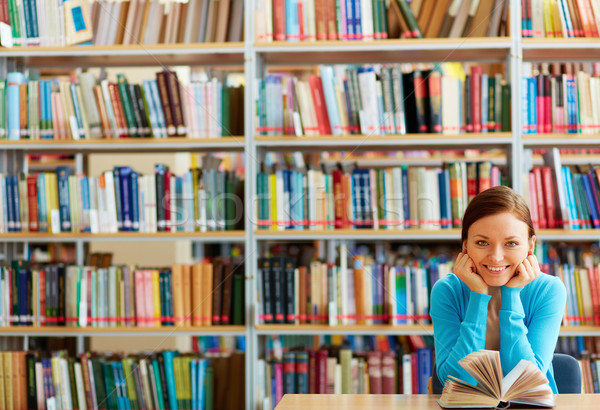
xmin=501 ymin=359 xmax=554 ymax=406
xmin=459 ymin=350 xmax=502 ymax=398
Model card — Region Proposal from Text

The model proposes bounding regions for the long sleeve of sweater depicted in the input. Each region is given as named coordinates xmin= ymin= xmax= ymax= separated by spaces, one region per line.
xmin=430 ymin=274 xmax=491 ymax=386
xmin=499 ymin=278 xmax=566 ymax=386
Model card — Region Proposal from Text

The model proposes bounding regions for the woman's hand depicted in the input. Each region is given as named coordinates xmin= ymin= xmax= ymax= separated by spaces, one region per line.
xmin=505 ymin=253 xmax=541 ymax=288
xmin=454 ymin=251 xmax=488 ymax=294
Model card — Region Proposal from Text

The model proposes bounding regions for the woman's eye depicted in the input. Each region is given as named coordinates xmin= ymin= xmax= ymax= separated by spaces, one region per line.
xmin=506 ymin=241 xmax=518 ymax=247
xmin=476 ymin=240 xmax=488 ymax=246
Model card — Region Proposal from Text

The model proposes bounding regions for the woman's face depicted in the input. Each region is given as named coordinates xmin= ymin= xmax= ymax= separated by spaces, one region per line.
xmin=464 ymin=212 xmax=535 ymax=287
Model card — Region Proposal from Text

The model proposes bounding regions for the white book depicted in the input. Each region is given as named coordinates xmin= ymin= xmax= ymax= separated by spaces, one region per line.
xmin=103 ymin=171 xmax=119 ymax=233
xmin=74 ymin=363 xmax=87 ymax=410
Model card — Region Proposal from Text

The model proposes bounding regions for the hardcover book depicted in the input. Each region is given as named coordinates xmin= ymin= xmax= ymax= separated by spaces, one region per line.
xmin=438 ymin=350 xmax=554 ymax=409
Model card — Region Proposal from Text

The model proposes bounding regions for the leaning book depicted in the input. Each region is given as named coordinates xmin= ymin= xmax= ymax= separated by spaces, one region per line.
xmin=437 ymin=350 xmax=555 ymax=409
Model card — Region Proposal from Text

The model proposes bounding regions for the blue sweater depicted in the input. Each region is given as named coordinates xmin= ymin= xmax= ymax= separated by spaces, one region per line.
xmin=430 ymin=273 xmax=566 ymax=393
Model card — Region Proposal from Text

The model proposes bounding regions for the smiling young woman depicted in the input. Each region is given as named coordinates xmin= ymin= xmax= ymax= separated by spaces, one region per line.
xmin=430 ymin=186 xmax=566 ymax=394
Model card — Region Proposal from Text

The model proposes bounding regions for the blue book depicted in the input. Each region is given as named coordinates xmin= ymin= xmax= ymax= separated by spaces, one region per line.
xmin=56 ymin=166 xmax=72 ymax=232
xmin=4 ymin=175 xmax=13 ymax=232
xmin=112 ymin=166 xmax=124 ymax=230
xmin=6 ymin=72 xmax=23 ymax=140
xmin=417 ymin=348 xmax=432 ymax=394
xmin=119 ymin=166 xmax=133 ymax=231
xmin=70 ymin=83 xmax=85 ymax=138
xmin=162 ymin=351 xmax=179 ymax=410
xmin=402 ymin=166 xmax=410 ymax=229
xmin=190 ymin=359 xmax=198 ymax=409
xmin=80 ymin=175 xmax=91 ymax=232
xmin=527 ymin=77 xmax=537 ymax=135
xmin=582 ymin=174 xmax=600 ymax=228
xmin=285 ymin=0 xmax=300 ymax=41
xmin=198 ymin=359 xmax=207 ymax=409
xmin=149 ymin=80 xmax=167 ymax=138
xmin=130 ymin=170 xmax=140 ymax=231
xmin=562 ymin=166 xmax=579 ymax=229
xmin=319 ymin=66 xmax=342 ymax=136
xmin=36 ymin=173 xmax=47 ymax=232
xmin=353 ymin=0 xmax=362 ymax=39
xmin=396 ymin=267 xmax=407 ymax=324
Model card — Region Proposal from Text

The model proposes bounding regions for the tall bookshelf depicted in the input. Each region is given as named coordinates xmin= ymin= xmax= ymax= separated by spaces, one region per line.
xmin=1 ymin=0 xmax=600 ymax=408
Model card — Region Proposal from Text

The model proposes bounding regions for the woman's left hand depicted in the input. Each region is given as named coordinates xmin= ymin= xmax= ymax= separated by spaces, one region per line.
xmin=505 ymin=253 xmax=541 ymax=288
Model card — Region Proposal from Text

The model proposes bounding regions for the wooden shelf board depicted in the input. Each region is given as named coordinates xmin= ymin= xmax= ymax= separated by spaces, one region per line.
xmin=0 ymin=325 xmax=247 ymax=335
xmin=1 ymin=136 xmax=246 ymax=152
xmin=0 ymin=42 xmax=245 ymax=67
xmin=255 ymin=229 xmax=461 ymax=241
xmin=522 ymin=38 xmax=600 ymax=60
xmin=255 ymin=133 xmax=513 ymax=150
xmin=0 ymin=230 xmax=246 ymax=242
xmin=256 ymin=324 xmax=433 ymax=335
xmin=255 ymin=38 xmax=512 ymax=64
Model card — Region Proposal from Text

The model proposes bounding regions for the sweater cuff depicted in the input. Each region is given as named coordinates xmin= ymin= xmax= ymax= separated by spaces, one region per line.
xmin=465 ymin=291 xmax=491 ymax=324
xmin=501 ymin=286 xmax=524 ymax=314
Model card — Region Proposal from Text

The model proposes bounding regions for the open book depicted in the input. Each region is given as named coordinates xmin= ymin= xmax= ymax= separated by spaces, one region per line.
xmin=438 ymin=350 xmax=555 ymax=409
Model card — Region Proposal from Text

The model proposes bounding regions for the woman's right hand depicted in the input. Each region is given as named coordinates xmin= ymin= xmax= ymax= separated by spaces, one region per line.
xmin=454 ymin=251 xmax=488 ymax=294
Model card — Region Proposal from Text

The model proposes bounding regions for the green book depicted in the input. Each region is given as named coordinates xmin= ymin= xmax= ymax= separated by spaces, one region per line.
xmin=232 ymin=272 xmax=244 ymax=325
xmin=371 ymin=0 xmax=381 ymax=39
xmin=204 ymin=366 xmax=214 ymax=410
xmin=395 ymin=0 xmax=422 ymax=38
xmin=152 ymin=359 xmax=166 ymax=409
xmin=101 ymin=361 xmax=118 ymax=410
xmin=221 ymin=86 xmax=231 ymax=136
xmin=501 ymin=83 xmax=511 ymax=132
xmin=90 ymin=357 xmax=108 ymax=410
xmin=116 ymin=74 xmax=139 ymax=137
xmin=122 ymin=358 xmax=140 ymax=409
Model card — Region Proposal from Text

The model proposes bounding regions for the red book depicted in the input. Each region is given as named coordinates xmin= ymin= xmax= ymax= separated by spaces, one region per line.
xmin=108 ymin=82 xmax=129 ymax=138
xmin=164 ymin=170 xmax=172 ymax=231
xmin=272 ymin=0 xmax=286 ymax=40
xmin=314 ymin=0 xmax=327 ymax=40
xmin=308 ymin=350 xmax=317 ymax=394
xmin=39 ymin=269 xmax=46 ymax=326
xmin=317 ymin=350 xmax=328 ymax=394
xmin=536 ymin=75 xmax=545 ymax=134
xmin=298 ymin=266 xmax=307 ymax=324
xmin=544 ymin=75 xmax=552 ymax=133
xmin=367 ymin=351 xmax=383 ymax=394
xmin=411 ymin=353 xmax=418 ymax=394
xmin=533 ymin=167 xmax=547 ymax=229
xmin=307 ymin=75 xmax=332 ymax=135
xmin=332 ymin=169 xmax=344 ymax=229
xmin=528 ymin=172 xmax=540 ymax=229
xmin=541 ymin=166 xmax=556 ymax=229
xmin=382 ymin=351 xmax=396 ymax=394
xmin=26 ymin=175 xmax=39 ymax=232
xmin=471 ymin=66 xmax=483 ymax=133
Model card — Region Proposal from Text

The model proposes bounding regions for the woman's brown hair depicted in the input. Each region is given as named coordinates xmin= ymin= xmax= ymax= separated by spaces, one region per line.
xmin=461 ymin=186 xmax=535 ymax=244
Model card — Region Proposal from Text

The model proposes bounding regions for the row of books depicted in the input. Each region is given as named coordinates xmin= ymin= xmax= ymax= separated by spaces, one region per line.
xmin=255 ymin=0 xmax=507 ymax=42
xmin=556 ymin=336 xmax=600 ymax=393
xmin=0 ymin=162 xmax=245 ymax=234
xmin=256 ymin=161 xmax=503 ymax=231
xmin=2 ymin=71 xmax=244 ymax=141
xmin=256 ymin=64 xmax=510 ymax=137
xmin=258 ymin=345 xmax=433 ymax=409
xmin=521 ymin=63 xmax=600 ymax=134
xmin=92 ymin=0 xmax=244 ymax=46
xmin=6 ymin=0 xmax=243 ymax=47
xmin=256 ymin=253 xmax=453 ymax=325
xmin=0 ymin=349 xmax=245 ymax=410
xmin=1 ymin=259 xmax=245 ymax=328
xmin=521 ymin=0 xmax=600 ymax=38
xmin=526 ymin=147 xmax=600 ymax=230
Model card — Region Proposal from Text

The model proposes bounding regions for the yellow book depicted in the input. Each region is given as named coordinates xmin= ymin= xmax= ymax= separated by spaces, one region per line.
xmin=573 ymin=268 xmax=586 ymax=325
xmin=191 ymin=264 xmax=203 ymax=326
xmin=269 ymin=173 xmax=277 ymax=230
xmin=182 ymin=264 xmax=192 ymax=327
xmin=0 ymin=353 xmax=4 ymax=410
xmin=201 ymin=263 xmax=213 ymax=326
xmin=171 ymin=264 xmax=185 ymax=327
xmin=152 ymin=269 xmax=161 ymax=327
xmin=3 ymin=352 xmax=11 ymax=410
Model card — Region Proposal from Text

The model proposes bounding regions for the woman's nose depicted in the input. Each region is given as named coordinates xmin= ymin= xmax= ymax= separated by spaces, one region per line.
xmin=489 ymin=245 xmax=503 ymax=261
